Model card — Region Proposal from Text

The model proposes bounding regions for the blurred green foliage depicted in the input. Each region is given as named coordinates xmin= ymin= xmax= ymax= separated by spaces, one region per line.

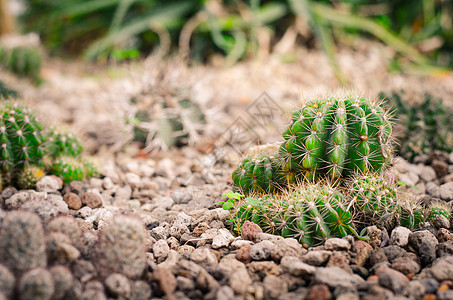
xmin=20 ymin=0 xmax=452 ymax=71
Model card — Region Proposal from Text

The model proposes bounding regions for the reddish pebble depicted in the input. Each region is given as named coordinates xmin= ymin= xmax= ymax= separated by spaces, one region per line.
xmin=307 ymin=284 xmax=331 ymax=300
xmin=367 ymin=275 xmax=379 ymax=282
xmin=81 ymin=192 xmax=103 ymax=209
xmin=242 ymin=221 xmax=263 ymax=242
xmin=63 ymin=193 xmax=82 ymax=210
xmin=236 ymin=245 xmax=252 ymax=263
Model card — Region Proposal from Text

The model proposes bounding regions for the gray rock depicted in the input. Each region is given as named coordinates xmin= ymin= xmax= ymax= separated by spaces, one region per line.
xmin=438 ymin=241 xmax=453 ymax=257
xmin=426 ymin=182 xmax=441 ymax=198
xmin=152 ymin=240 xmax=170 ymax=261
xmin=366 ymin=225 xmax=382 ymax=248
xmin=280 ymin=256 xmax=316 ymax=278
xmin=170 ymin=191 xmax=192 ymax=204
xmin=369 ymin=248 xmax=389 ymax=266
xmin=190 ymin=248 xmax=218 ymax=265
xmin=377 ymin=267 xmax=409 ymax=293
xmin=391 ymin=257 xmax=421 ymax=275
xmin=440 ymin=182 xmax=453 ymax=201
xmin=390 ymin=226 xmax=411 ymax=247
xmin=271 ymin=238 xmax=306 ymax=262
xmin=36 ymin=176 xmax=61 ymax=193
xmin=211 ymin=229 xmax=234 ymax=249
xmin=438 ymin=290 xmax=453 ymax=300
xmin=114 ymin=185 xmax=132 ymax=201
xmin=418 ymin=277 xmax=439 ymax=294
xmin=420 ymin=166 xmax=437 ymax=182
xmin=105 ymin=273 xmax=130 ymax=298
xmin=383 ymin=245 xmax=407 ymax=262
xmin=230 ymin=240 xmax=253 ymax=250
xmin=403 ymin=280 xmax=425 ymax=300
xmin=256 ymin=232 xmax=284 ymax=242
xmin=130 ymin=280 xmax=152 ymax=300
xmin=325 ymin=238 xmax=351 ymax=251
xmin=429 ymin=255 xmax=453 ymax=281
xmin=155 ymin=158 xmax=176 ymax=180
xmin=432 ymin=214 xmax=451 ymax=229
xmin=228 ymin=268 xmax=252 ymax=294
xmin=21 ymin=199 xmax=64 ymax=222
xmin=314 ymin=267 xmax=364 ymax=290
xmin=301 ymin=250 xmax=332 ymax=266
xmin=125 ymin=172 xmax=141 ymax=189
xmin=150 ymin=224 xmax=170 ymax=240
xmin=153 ymin=196 xmax=174 ymax=210
xmin=409 ymin=230 xmax=438 ymax=265
xmin=176 ymin=276 xmax=195 ymax=292
xmin=263 ymin=275 xmax=288 ymax=299
xmin=250 ymin=241 xmax=274 ymax=261
xmin=398 ymin=172 xmax=419 ymax=187
xmin=5 ymin=190 xmax=46 ymax=209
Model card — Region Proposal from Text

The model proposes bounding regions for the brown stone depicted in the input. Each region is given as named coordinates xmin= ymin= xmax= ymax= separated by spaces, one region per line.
xmin=63 ymin=192 xmax=82 ymax=210
xmin=236 ymin=245 xmax=252 ymax=264
xmin=354 ymin=240 xmax=373 ymax=266
xmin=81 ymin=192 xmax=103 ymax=209
xmin=438 ymin=228 xmax=453 ymax=243
xmin=242 ymin=221 xmax=263 ymax=242
xmin=326 ymin=251 xmax=352 ymax=274
xmin=307 ymin=284 xmax=331 ymax=300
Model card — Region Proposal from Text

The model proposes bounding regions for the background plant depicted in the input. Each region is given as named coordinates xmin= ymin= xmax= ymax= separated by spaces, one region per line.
xmin=18 ymin=0 xmax=451 ymax=76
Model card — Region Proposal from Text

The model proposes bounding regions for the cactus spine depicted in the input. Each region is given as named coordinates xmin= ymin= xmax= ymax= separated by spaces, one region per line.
xmin=280 ymin=95 xmax=392 ymax=180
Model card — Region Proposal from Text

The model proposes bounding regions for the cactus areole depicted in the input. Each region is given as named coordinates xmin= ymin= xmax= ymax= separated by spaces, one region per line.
xmin=280 ymin=95 xmax=392 ymax=180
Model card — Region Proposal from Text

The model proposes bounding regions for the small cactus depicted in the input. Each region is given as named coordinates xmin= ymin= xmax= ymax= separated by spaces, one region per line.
xmin=280 ymin=95 xmax=392 ymax=180
xmin=46 ymin=127 xmax=83 ymax=158
xmin=49 ymin=265 xmax=74 ymax=300
xmin=17 ymin=165 xmax=46 ymax=189
xmin=232 ymin=144 xmax=286 ymax=195
xmin=234 ymin=183 xmax=365 ymax=247
xmin=47 ymin=216 xmax=84 ymax=251
xmin=0 ymin=45 xmax=42 ymax=82
xmin=0 ymin=264 xmax=15 ymax=299
xmin=18 ymin=268 xmax=54 ymax=300
xmin=94 ymin=215 xmax=147 ymax=278
xmin=427 ymin=201 xmax=451 ymax=224
xmin=51 ymin=156 xmax=85 ymax=184
xmin=0 ymin=211 xmax=46 ymax=274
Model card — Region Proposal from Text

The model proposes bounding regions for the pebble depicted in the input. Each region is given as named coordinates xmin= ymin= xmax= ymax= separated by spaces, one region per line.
xmin=354 ymin=240 xmax=373 ymax=267
xmin=153 ymin=239 xmax=170 ymax=261
xmin=211 ymin=228 xmax=234 ymax=249
xmin=153 ymin=196 xmax=174 ymax=210
xmin=280 ymin=256 xmax=316 ymax=278
xmin=5 ymin=190 xmax=46 ymax=209
xmin=263 ymin=275 xmax=288 ymax=299
xmin=81 ymin=192 xmax=103 ymax=208
xmin=314 ymin=267 xmax=364 ymax=290
xmin=376 ymin=266 xmax=409 ymax=293
xmin=36 ymin=176 xmax=61 ymax=193
xmin=307 ymin=284 xmax=331 ymax=300
xmin=241 ymin=221 xmax=263 ymax=242
xmin=389 ymin=226 xmax=411 ymax=247
xmin=429 ymin=256 xmax=453 ymax=281
xmin=437 ymin=241 xmax=453 ymax=257
xmin=271 ymin=238 xmax=306 ymax=262
xmin=190 ymin=248 xmax=218 ymax=265
xmin=125 ymin=172 xmax=141 ymax=189
xmin=439 ymin=182 xmax=453 ymax=201
xmin=302 ymin=250 xmax=332 ymax=266
xmin=325 ymin=238 xmax=351 ymax=251
xmin=63 ymin=192 xmax=82 ymax=210
xmin=250 ymin=241 xmax=274 ymax=261
xmin=409 ymin=230 xmax=438 ymax=265
xmin=104 ymin=273 xmax=131 ymax=298
xmin=391 ymin=256 xmax=421 ymax=275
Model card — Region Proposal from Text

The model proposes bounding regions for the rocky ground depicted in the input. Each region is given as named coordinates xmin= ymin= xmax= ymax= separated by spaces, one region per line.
xmin=1 ymin=43 xmax=453 ymax=299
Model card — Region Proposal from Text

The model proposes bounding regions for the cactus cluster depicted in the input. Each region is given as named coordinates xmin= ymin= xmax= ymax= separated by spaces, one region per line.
xmin=0 ymin=101 xmax=97 ymax=188
xmin=233 ymin=94 xmax=393 ymax=195
xmin=380 ymin=90 xmax=453 ymax=161
xmin=0 ymin=46 xmax=42 ymax=82
xmin=129 ymin=88 xmax=206 ymax=151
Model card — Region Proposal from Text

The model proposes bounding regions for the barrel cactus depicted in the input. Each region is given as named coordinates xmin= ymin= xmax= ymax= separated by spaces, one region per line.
xmin=234 ymin=183 xmax=365 ymax=247
xmin=280 ymin=95 xmax=393 ymax=180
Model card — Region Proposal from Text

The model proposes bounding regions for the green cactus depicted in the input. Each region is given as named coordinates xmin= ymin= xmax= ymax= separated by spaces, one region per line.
xmin=51 ymin=156 xmax=85 ymax=184
xmin=399 ymin=197 xmax=425 ymax=230
xmin=280 ymin=95 xmax=392 ymax=180
xmin=380 ymin=91 xmax=453 ymax=161
xmin=46 ymin=127 xmax=83 ymax=158
xmin=17 ymin=165 xmax=46 ymax=189
xmin=234 ymin=183 xmax=366 ymax=247
xmin=0 ymin=81 xmax=18 ymax=99
xmin=426 ymin=201 xmax=451 ymax=223
xmin=1 ymin=46 xmax=42 ymax=82
xmin=232 ymin=144 xmax=289 ymax=195
xmin=0 ymin=101 xmax=46 ymax=185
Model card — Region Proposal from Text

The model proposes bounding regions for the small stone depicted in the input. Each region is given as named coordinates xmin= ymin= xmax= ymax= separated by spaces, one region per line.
xmin=369 ymin=248 xmax=389 ymax=266
xmin=438 ymin=241 xmax=453 ymax=257
xmin=176 ymin=276 xmax=195 ymax=292
xmin=105 ymin=273 xmax=131 ymax=298
xmin=230 ymin=239 xmax=253 ymax=250
xmin=196 ymin=269 xmax=219 ymax=292
xmin=326 ymin=251 xmax=352 ymax=274
xmin=438 ymin=290 xmax=453 ymax=300
xmin=376 ymin=266 xmax=409 ymax=293
xmin=390 ymin=226 xmax=411 ymax=247
xmin=391 ymin=257 xmax=420 ymax=275
xmin=153 ymin=267 xmax=176 ymax=296
xmin=211 ymin=228 xmax=234 ymax=249
xmin=125 ymin=173 xmax=141 ymax=189
xmin=192 ymin=222 xmax=210 ymax=237
xmin=5 ymin=190 xmax=45 ymax=209
xmin=438 ymin=228 xmax=453 ymax=243
xmin=81 ymin=192 xmax=103 ymax=209
xmin=153 ymin=196 xmax=174 ymax=210
xmin=403 ymin=280 xmax=425 ymax=300
xmin=241 ymin=221 xmax=263 ymax=242
xmin=280 ymin=256 xmax=316 ymax=278
xmin=236 ymin=245 xmax=252 ymax=264
xmin=430 ymin=256 xmax=453 ymax=281
xmin=130 ymin=281 xmax=152 ymax=300
xmin=115 ymin=185 xmax=132 ymax=201
xmin=153 ymin=240 xmax=169 ymax=262
xmin=398 ymin=172 xmax=419 ymax=187
xmin=440 ymin=182 xmax=453 ymax=201
xmin=383 ymin=245 xmax=406 ymax=262
xmin=433 ymin=215 xmax=451 ymax=229
xmin=256 ymin=232 xmax=284 ymax=242
xmin=36 ymin=176 xmax=61 ymax=193
xmin=307 ymin=284 xmax=331 ymax=300
xmin=325 ymin=238 xmax=351 ymax=251
xmin=250 ymin=240 xmax=274 ymax=261
xmin=366 ymin=226 xmax=382 ymax=248
xmin=263 ymin=275 xmax=288 ymax=299
xmin=302 ymin=250 xmax=332 ymax=266
xmin=76 ymin=206 xmax=92 ymax=218
xmin=433 ymin=159 xmax=449 ymax=178
xmin=63 ymin=193 xmax=82 ymax=210
xmin=421 ymin=166 xmax=437 ymax=182
xmin=409 ymin=230 xmax=438 ymax=265
xmin=271 ymin=238 xmax=306 ymax=262
xmin=229 ymin=268 xmax=252 ymax=294
xmin=314 ymin=267 xmax=364 ymax=290
xmin=354 ymin=240 xmax=373 ymax=267
xmin=426 ymin=182 xmax=441 ymax=198
xmin=191 ymin=248 xmax=218 ymax=265
xmin=0 ymin=264 xmax=15 ymax=299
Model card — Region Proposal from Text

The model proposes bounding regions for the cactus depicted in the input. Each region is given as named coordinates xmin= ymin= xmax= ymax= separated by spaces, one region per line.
xmin=426 ymin=201 xmax=451 ymax=224
xmin=51 ymin=156 xmax=85 ymax=184
xmin=232 ymin=144 xmax=288 ymax=195
xmin=0 ymin=264 xmax=15 ymax=299
xmin=45 ymin=232 xmax=80 ymax=264
xmin=47 ymin=216 xmax=84 ymax=251
xmin=0 ymin=101 xmax=47 ymax=185
xmin=18 ymin=268 xmax=54 ymax=300
xmin=46 ymin=128 xmax=83 ymax=158
xmin=49 ymin=265 xmax=74 ymax=300
xmin=0 ymin=211 xmax=47 ymax=274
xmin=380 ymin=91 xmax=453 ymax=161
xmin=94 ymin=215 xmax=147 ymax=278
xmin=0 ymin=81 xmax=18 ymax=99
xmin=17 ymin=165 xmax=46 ymax=189
xmin=280 ymin=95 xmax=392 ymax=180
xmin=0 ymin=45 xmax=42 ymax=81
xmin=234 ymin=183 xmax=365 ymax=247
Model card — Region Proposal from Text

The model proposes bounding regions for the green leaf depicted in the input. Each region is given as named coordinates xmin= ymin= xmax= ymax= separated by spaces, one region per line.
xmin=223 ymin=191 xmax=244 ymax=200
xmin=222 ymin=202 xmax=235 ymax=210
